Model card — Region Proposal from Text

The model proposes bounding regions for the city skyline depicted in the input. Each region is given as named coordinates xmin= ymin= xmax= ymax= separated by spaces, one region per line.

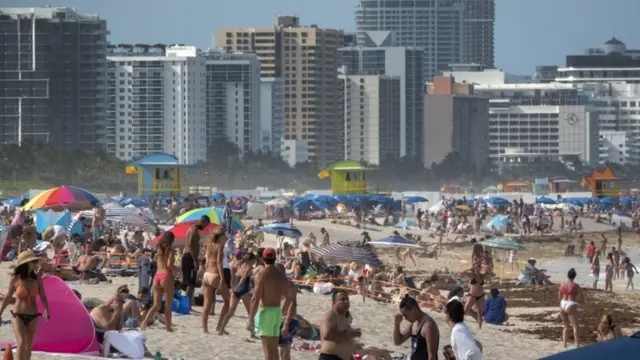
xmin=9 ymin=0 xmax=640 ymax=74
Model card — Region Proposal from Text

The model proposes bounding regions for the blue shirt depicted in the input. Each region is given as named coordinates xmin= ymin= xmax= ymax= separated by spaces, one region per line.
xmin=483 ymin=295 xmax=506 ymax=324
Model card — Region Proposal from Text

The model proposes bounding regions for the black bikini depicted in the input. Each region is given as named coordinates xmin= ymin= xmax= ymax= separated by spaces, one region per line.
xmin=11 ymin=310 xmax=41 ymax=326
xmin=469 ymin=278 xmax=485 ymax=300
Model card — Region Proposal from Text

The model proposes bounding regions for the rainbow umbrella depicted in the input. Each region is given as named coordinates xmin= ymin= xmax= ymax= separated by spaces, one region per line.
xmin=22 ymin=186 xmax=100 ymax=212
xmin=176 ymin=206 xmax=244 ymax=231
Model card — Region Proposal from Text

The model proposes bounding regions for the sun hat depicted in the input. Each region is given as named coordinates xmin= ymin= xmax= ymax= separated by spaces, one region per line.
xmin=14 ymin=250 xmax=42 ymax=267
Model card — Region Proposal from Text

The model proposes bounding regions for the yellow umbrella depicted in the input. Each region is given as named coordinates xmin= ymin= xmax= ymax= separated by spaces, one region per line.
xmin=336 ymin=203 xmax=349 ymax=213
xmin=456 ymin=204 xmax=471 ymax=211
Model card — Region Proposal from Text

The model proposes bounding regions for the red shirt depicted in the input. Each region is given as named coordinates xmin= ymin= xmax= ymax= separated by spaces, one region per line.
xmin=587 ymin=245 xmax=596 ymax=257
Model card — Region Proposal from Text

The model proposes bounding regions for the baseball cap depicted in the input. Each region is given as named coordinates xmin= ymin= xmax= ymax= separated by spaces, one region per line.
xmin=262 ymin=247 xmax=276 ymax=260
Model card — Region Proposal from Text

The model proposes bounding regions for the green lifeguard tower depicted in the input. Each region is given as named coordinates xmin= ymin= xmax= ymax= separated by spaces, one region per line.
xmin=318 ymin=160 xmax=380 ymax=195
xmin=125 ymin=153 xmax=195 ymax=197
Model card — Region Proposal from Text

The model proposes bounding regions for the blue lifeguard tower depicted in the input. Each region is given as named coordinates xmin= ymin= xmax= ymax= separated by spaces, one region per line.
xmin=125 ymin=153 xmax=195 ymax=197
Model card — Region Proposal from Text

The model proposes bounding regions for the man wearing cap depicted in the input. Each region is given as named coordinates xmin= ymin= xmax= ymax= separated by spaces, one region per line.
xmin=249 ymin=248 xmax=296 ymax=360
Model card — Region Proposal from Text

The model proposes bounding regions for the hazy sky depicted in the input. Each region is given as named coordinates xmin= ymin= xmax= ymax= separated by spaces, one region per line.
xmin=10 ymin=0 xmax=640 ymax=74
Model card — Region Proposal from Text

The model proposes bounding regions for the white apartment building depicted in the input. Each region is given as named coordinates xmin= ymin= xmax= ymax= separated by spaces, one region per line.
xmin=106 ymin=45 xmax=207 ymax=164
xmin=259 ymin=77 xmax=284 ymax=155
xmin=338 ymin=74 xmax=402 ymax=165
xmin=204 ymin=51 xmax=261 ymax=154
xmin=281 ymin=139 xmax=309 ymax=167
xmin=444 ymin=67 xmax=599 ymax=166
xmin=555 ymin=38 xmax=640 ymax=164
xmin=599 ymin=131 xmax=630 ymax=164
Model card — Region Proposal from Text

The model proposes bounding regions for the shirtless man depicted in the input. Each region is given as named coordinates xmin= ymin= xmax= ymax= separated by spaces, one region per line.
xmin=75 ymin=242 xmax=105 ymax=276
xmin=183 ymin=215 xmax=210 ymax=311
xmin=249 ymin=248 xmax=295 ymax=360
xmin=90 ymin=287 xmax=128 ymax=342
xmin=318 ymin=290 xmax=361 ymax=360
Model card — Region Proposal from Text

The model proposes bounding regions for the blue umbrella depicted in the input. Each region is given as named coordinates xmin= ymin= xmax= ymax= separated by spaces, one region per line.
xmin=369 ymin=235 xmax=421 ymax=249
xmin=3 ymin=198 xmax=24 ymax=206
xmin=486 ymin=215 xmax=510 ymax=232
xmin=394 ymin=219 xmax=417 ymax=228
xmin=263 ymin=222 xmax=303 ymax=238
xmin=405 ymin=196 xmax=427 ymax=204
xmin=540 ymin=332 xmax=640 ymax=359
xmin=600 ymin=197 xmax=619 ymax=205
xmin=119 ymin=198 xmax=148 ymax=207
xmin=486 ymin=197 xmax=510 ymax=206
xmin=537 ymin=196 xmax=557 ymax=204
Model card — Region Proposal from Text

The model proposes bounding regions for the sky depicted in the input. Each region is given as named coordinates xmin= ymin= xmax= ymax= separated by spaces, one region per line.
xmin=9 ymin=0 xmax=640 ymax=74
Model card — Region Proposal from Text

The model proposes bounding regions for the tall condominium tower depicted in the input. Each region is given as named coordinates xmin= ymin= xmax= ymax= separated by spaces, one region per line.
xmin=354 ymin=0 xmax=495 ymax=79
xmin=106 ymin=45 xmax=207 ymax=164
xmin=218 ymin=15 xmax=344 ymax=165
xmin=0 ymin=7 xmax=107 ymax=149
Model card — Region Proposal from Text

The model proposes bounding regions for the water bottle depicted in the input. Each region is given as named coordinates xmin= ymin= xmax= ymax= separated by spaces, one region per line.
xmin=153 ymin=351 xmax=161 ymax=360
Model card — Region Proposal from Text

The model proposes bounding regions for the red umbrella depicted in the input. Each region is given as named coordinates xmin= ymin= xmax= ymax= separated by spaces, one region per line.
xmin=150 ymin=221 xmax=220 ymax=247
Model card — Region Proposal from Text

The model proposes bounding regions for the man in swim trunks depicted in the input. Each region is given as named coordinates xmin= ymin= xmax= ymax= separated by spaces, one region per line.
xmin=74 ymin=242 xmax=106 ymax=279
xmin=275 ymin=263 xmax=298 ymax=360
xmin=183 ymin=215 xmax=210 ymax=312
xmin=89 ymin=288 xmax=126 ymax=342
xmin=249 ymin=248 xmax=296 ymax=360
xmin=318 ymin=290 xmax=361 ymax=360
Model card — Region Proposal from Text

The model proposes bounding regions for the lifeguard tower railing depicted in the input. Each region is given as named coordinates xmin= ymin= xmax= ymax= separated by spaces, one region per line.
xmin=331 ymin=182 xmax=391 ymax=195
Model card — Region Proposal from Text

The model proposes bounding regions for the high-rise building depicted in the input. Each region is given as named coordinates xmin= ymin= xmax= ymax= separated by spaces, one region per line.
xmin=354 ymin=0 xmax=495 ymax=79
xmin=0 ymin=7 xmax=107 ymax=148
xmin=339 ymin=34 xmax=424 ymax=160
xmin=424 ymin=76 xmax=489 ymax=175
xmin=259 ymin=77 xmax=284 ymax=154
xmin=218 ymin=15 xmax=344 ymax=165
xmin=338 ymin=73 xmax=402 ymax=165
xmin=555 ymin=38 xmax=640 ymax=165
xmin=204 ymin=50 xmax=262 ymax=154
xmin=443 ymin=68 xmax=600 ymax=167
xmin=106 ymin=45 xmax=207 ymax=164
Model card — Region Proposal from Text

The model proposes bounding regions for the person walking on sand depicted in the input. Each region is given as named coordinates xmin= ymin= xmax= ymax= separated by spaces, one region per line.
xmin=183 ymin=215 xmax=210 ymax=312
xmin=140 ymin=232 xmax=175 ymax=332
xmin=275 ymin=263 xmax=299 ymax=360
xmin=464 ymin=266 xmax=486 ymax=329
xmin=318 ymin=290 xmax=361 ymax=360
xmin=249 ymin=248 xmax=295 ymax=360
xmin=320 ymin=228 xmax=330 ymax=246
xmin=604 ymin=253 xmax=615 ymax=293
xmin=612 ymin=247 xmax=621 ymax=280
xmin=559 ymin=268 xmax=581 ymax=348
xmin=217 ymin=252 xmax=257 ymax=335
xmin=623 ymin=257 xmax=639 ymax=291
xmin=200 ymin=228 xmax=228 ymax=334
xmin=393 ymin=294 xmax=439 ymax=360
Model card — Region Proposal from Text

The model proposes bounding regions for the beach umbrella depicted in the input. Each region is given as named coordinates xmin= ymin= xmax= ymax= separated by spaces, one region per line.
xmin=263 ymin=222 xmax=303 ymax=238
xmin=3 ymin=198 xmax=25 ymax=206
xmin=265 ymin=198 xmax=290 ymax=208
xmin=537 ymin=196 xmax=557 ymax=205
xmin=310 ymin=242 xmax=384 ymax=267
xmin=394 ymin=219 xmax=417 ymax=228
xmin=405 ymin=196 xmax=427 ymax=204
xmin=119 ymin=198 xmax=148 ymax=207
xmin=600 ymin=197 xmax=619 ymax=205
xmin=336 ymin=203 xmax=349 ymax=213
xmin=22 ymin=186 xmax=100 ymax=212
xmin=70 ymin=202 xmax=156 ymax=229
xmin=149 ymin=220 xmax=221 ymax=247
xmin=485 ymin=197 xmax=510 ymax=206
xmin=210 ymin=192 xmax=225 ymax=202
xmin=175 ymin=206 xmax=244 ymax=231
xmin=540 ymin=332 xmax=640 ymax=359
xmin=485 ymin=215 xmax=510 ymax=232
xmin=369 ymin=235 xmax=421 ymax=249
xmin=480 ymin=236 xmax=527 ymax=284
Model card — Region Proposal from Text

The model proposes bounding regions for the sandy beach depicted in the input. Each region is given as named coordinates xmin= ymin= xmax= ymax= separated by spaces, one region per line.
xmin=0 ymin=216 xmax=639 ymax=360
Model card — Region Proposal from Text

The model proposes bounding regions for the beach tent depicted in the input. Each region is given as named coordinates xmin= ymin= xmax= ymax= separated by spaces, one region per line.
xmin=540 ymin=331 xmax=640 ymax=359
xmin=35 ymin=209 xmax=72 ymax=234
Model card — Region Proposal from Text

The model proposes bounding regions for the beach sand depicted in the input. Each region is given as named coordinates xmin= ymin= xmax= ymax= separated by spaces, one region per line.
xmin=0 ymin=217 xmax=637 ymax=360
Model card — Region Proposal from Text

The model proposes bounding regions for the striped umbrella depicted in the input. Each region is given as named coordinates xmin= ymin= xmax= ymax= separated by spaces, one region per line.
xmin=310 ymin=242 xmax=384 ymax=267
xmin=68 ymin=202 xmax=156 ymax=231
xmin=22 ymin=186 xmax=100 ymax=211
xmin=480 ymin=236 xmax=527 ymax=251
xmin=175 ymin=206 xmax=244 ymax=230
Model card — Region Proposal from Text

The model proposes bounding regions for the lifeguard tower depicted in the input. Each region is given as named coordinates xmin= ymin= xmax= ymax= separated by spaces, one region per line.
xmin=580 ymin=168 xmax=623 ymax=198
xmin=125 ymin=153 xmax=195 ymax=197
xmin=318 ymin=160 xmax=377 ymax=195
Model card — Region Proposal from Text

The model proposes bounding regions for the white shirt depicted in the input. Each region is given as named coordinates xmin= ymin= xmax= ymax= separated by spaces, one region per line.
xmin=451 ymin=323 xmax=482 ymax=360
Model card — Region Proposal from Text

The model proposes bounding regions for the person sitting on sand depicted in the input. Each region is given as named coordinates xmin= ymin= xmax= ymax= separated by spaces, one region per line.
xmin=558 ymin=268 xmax=581 ymax=348
xmin=90 ymin=286 xmax=129 ymax=342
xmin=392 ymin=266 xmax=406 ymax=287
xmin=73 ymin=242 xmax=107 ymax=281
xmin=318 ymin=290 xmax=361 ymax=360
xmin=595 ymin=314 xmax=623 ymax=341
xmin=464 ymin=266 xmax=486 ymax=329
xmin=483 ymin=288 xmax=508 ymax=325
xmin=393 ymin=294 xmax=440 ymax=360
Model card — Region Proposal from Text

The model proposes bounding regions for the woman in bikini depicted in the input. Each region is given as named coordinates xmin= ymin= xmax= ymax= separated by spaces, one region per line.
xmin=595 ymin=314 xmax=623 ymax=341
xmin=464 ymin=265 xmax=486 ymax=329
xmin=201 ymin=228 xmax=228 ymax=334
xmin=604 ymin=253 xmax=615 ymax=293
xmin=217 ymin=252 xmax=257 ymax=335
xmin=558 ymin=268 xmax=581 ymax=348
xmin=140 ymin=231 xmax=175 ymax=332
xmin=0 ymin=250 xmax=51 ymax=360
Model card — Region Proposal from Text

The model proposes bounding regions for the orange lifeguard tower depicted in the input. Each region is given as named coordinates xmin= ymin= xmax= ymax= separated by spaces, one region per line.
xmin=580 ymin=168 xmax=623 ymax=198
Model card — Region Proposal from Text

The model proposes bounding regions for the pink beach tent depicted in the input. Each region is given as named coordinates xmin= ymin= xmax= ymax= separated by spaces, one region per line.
xmin=32 ymin=276 xmax=95 ymax=353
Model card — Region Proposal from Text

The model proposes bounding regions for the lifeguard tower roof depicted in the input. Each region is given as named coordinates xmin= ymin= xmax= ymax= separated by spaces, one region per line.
xmin=127 ymin=153 xmax=195 ymax=168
